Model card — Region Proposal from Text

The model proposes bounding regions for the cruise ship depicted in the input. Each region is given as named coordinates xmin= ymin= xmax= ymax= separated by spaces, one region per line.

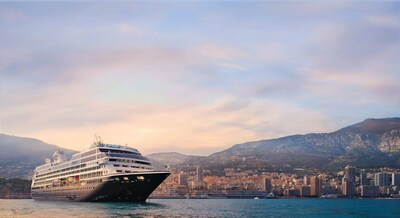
xmin=31 ymin=143 xmax=170 ymax=202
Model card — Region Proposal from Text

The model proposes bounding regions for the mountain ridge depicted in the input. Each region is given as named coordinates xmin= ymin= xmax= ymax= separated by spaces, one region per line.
xmin=335 ymin=118 xmax=400 ymax=134
xmin=198 ymin=118 xmax=400 ymax=171
xmin=144 ymin=118 xmax=400 ymax=172
xmin=1 ymin=118 xmax=400 ymax=178
xmin=147 ymin=152 xmax=204 ymax=167
xmin=0 ymin=134 xmax=77 ymax=178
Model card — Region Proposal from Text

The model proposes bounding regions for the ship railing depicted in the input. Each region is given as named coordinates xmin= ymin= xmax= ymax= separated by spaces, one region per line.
xmin=103 ymin=152 xmax=150 ymax=162
xmin=96 ymin=153 xmax=107 ymax=159
xmin=97 ymin=159 xmax=109 ymax=164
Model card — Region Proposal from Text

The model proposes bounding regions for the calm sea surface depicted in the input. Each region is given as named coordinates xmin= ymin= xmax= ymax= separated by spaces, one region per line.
xmin=1 ymin=199 xmax=399 ymax=217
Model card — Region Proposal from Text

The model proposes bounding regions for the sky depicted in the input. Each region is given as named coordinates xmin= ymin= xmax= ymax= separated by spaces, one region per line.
xmin=0 ymin=1 xmax=399 ymax=155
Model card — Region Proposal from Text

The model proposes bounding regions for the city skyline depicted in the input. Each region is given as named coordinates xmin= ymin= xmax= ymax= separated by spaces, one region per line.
xmin=1 ymin=2 xmax=399 ymax=155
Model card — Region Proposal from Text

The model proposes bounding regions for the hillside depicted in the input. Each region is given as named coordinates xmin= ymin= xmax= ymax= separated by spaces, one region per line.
xmin=2 ymin=118 xmax=400 ymax=177
xmin=0 ymin=134 xmax=76 ymax=178
xmin=147 ymin=152 xmax=204 ymax=167
xmin=177 ymin=118 xmax=400 ymax=172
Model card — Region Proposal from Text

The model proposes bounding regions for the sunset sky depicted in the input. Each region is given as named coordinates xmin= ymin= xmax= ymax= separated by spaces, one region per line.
xmin=1 ymin=1 xmax=399 ymax=155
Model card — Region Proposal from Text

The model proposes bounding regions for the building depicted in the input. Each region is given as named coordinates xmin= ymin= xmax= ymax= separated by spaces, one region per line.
xmin=304 ymin=176 xmax=310 ymax=185
xmin=344 ymin=165 xmax=356 ymax=183
xmin=178 ymin=173 xmax=188 ymax=186
xmin=342 ymin=177 xmax=354 ymax=196
xmin=360 ymin=185 xmax=380 ymax=197
xmin=284 ymin=189 xmax=300 ymax=197
xmin=392 ymin=173 xmax=400 ymax=186
xmin=300 ymin=186 xmax=311 ymax=197
xmin=310 ymin=176 xmax=322 ymax=196
xmin=374 ymin=173 xmax=391 ymax=187
xmin=341 ymin=165 xmax=356 ymax=196
xmin=190 ymin=180 xmax=205 ymax=189
xmin=196 ymin=166 xmax=203 ymax=182
xmin=360 ymin=171 xmax=368 ymax=186
xmin=207 ymin=183 xmax=218 ymax=190
xmin=262 ymin=178 xmax=272 ymax=193
xmin=387 ymin=186 xmax=399 ymax=195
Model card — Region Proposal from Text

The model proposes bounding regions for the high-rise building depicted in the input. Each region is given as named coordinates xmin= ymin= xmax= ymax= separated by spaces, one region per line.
xmin=310 ymin=176 xmax=322 ymax=196
xmin=360 ymin=186 xmax=380 ymax=197
xmin=178 ymin=173 xmax=188 ymax=186
xmin=342 ymin=177 xmax=354 ymax=196
xmin=196 ymin=166 xmax=203 ymax=181
xmin=262 ymin=178 xmax=272 ymax=193
xmin=392 ymin=173 xmax=400 ymax=186
xmin=341 ymin=165 xmax=356 ymax=196
xmin=360 ymin=170 xmax=368 ymax=186
xmin=300 ymin=186 xmax=311 ymax=197
xmin=304 ymin=176 xmax=310 ymax=185
xmin=345 ymin=165 xmax=356 ymax=183
xmin=374 ymin=173 xmax=391 ymax=187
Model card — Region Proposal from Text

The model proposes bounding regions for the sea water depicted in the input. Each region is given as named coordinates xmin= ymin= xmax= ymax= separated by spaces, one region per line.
xmin=1 ymin=199 xmax=399 ymax=217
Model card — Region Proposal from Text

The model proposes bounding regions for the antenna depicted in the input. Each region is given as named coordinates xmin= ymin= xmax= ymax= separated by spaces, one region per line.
xmin=94 ymin=134 xmax=103 ymax=145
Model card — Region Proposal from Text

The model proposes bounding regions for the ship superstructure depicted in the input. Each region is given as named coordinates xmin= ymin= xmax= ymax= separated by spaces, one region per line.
xmin=31 ymin=143 xmax=169 ymax=202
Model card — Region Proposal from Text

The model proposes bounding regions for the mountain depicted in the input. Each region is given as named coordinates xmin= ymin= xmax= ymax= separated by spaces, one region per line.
xmin=2 ymin=118 xmax=400 ymax=178
xmin=0 ymin=134 xmax=76 ymax=178
xmin=147 ymin=152 xmax=204 ymax=167
xmin=176 ymin=118 xmax=400 ymax=172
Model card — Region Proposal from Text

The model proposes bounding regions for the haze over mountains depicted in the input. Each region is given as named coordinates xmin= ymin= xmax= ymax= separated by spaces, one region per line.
xmin=147 ymin=152 xmax=202 ymax=167
xmin=149 ymin=118 xmax=400 ymax=172
xmin=1 ymin=118 xmax=400 ymax=178
xmin=0 ymin=134 xmax=76 ymax=178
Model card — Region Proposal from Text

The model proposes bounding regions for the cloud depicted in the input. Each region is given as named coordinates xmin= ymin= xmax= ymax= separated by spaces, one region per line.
xmin=195 ymin=44 xmax=246 ymax=60
xmin=0 ymin=5 xmax=27 ymax=22
xmin=1 ymin=1 xmax=399 ymax=155
xmin=289 ymin=2 xmax=353 ymax=12
xmin=314 ymin=22 xmax=397 ymax=71
xmin=115 ymin=23 xmax=143 ymax=34
xmin=0 ymin=42 xmax=338 ymax=155
xmin=19 ymin=96 xmax=335 ymax=155
xmin=367 ymin=15 xmax=400 ymax=28
xmin=299 ymin=10 xmax=400 ymax=107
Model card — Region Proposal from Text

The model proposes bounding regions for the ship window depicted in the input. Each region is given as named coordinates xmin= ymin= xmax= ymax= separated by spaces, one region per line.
xmin=81 ymin=149 xmax=97 ymax=158
xmin=135 ymin=161 xmax=151 ymax=165
xmin=81 ymin=156 xmax=96 ymax=163
xmin=116 ymin=170 xmax=122 ymax=173
xmin=122 ymin=165 xmax=128 ymax=167
xmin=113 ymin=164 xmax=120 ymax=167
xmin=137 ymin=176 xmax=145 ymax=180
